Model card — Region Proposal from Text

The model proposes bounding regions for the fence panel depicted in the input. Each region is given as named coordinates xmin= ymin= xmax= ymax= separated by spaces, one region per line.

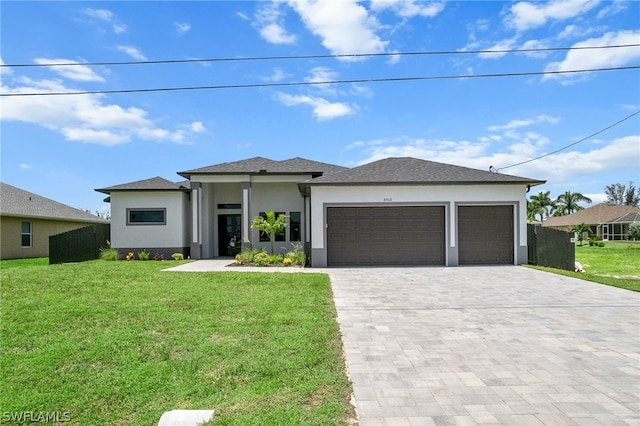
xmin=49 ymin=224 xmax=110 ymax=264
xmin=527 ymin=224 xmax=575 ymax=271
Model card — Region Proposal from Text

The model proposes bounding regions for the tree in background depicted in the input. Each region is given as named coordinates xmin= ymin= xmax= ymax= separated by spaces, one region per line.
xmin=571 ymin=223 xmax=592 ymax=246
xmin=528 ymin=191 xmax=555 ymax=221
xmin=553 ymin=191 xmax=593 ymax=216
xmin=605 ymin=182 xmax=640 ymax=207
xmin=629 ymin=222 xmax=640 ymax=241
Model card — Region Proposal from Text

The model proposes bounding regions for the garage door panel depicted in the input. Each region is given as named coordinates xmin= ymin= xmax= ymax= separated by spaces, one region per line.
xmin=458 ymin=205 xmax=514 ymax=265
xmin=327 ymin=206 xmax=445 ymax=266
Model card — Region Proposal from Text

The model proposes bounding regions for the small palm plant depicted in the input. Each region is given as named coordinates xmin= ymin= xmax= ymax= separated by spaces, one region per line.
xmin=571 ymin=223 xmax=592 ymax=246
xmin=251 ymin=211 xmax=288 ymax=254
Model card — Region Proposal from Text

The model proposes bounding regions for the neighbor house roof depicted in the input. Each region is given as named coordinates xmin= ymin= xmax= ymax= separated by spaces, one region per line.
xmin=608 ymin=212 xmax=640 ymax=224
xmin=542 ymin=203 xmax=640 ymax=227
xmin=96 ymin=177 xmax=190 ymax=194
xmin=303 ymin=157 xmax=546 ymax=186
xmin=178 ymin=156 xmax=348 ymax=179
xmin=0 ymin=182 xmax=108 ymax=223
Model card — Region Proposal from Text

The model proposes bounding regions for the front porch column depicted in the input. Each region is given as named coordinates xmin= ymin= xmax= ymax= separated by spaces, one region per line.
xmin=190 ymin=182 xmax=202 ymax=259
xmin=241 ymin=182 xmax=251 ymax=250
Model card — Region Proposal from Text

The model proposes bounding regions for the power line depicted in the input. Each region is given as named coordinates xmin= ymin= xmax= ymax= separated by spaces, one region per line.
xmin=2 ymin=44 xmax=638 ymax=68
xmin=2 ymin=65 xmax=638 ymax=97
xmin=496 ymin=110 xmax=640 ymax=172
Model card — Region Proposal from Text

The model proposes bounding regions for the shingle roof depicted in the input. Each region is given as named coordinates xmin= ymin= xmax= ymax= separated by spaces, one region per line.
xmin=611 ymin=212 xmax=640 ymax=223
xmin=304 ymin=157 xmax=545 ymax=185
xmin=1 ymin=182 xmax=108 ymax=223
xmin=178 ymin=156 xmax=348 ymax=178
xmin=96 ymin=177 xmax=189 ymax=194
xmin=542 ymin=203 xmax=640 ymax=227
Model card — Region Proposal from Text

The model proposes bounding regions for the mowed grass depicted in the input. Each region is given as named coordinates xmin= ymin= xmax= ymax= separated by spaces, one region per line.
xmin=0 ymin=260 xmax=354 ymax=425
xmin=530 ymin=241 xmax=640 ymax=292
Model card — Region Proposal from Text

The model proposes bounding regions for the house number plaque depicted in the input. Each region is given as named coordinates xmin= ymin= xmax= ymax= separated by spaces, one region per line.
xmin=383 ymin=198 xmax=392 ymax=202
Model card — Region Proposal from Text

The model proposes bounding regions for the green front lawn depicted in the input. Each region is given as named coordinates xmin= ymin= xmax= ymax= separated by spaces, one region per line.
xmin=529 ymin=241 xmax=640 ymax=292
xmin=0 ymin=260 xmax=354 ymax=425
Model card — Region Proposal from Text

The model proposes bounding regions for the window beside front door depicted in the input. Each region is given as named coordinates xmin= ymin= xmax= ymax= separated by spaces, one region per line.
xmin=290 ymin=212 xmax=301 ymax=241
xmin=21 ymin=221 xmax=32 ymax=247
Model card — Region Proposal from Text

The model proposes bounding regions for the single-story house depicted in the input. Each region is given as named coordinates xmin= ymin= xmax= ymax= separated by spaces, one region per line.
xmin=542 ymin=203 xmax=640 ymax=241
xmin=0 ymin=182 xmax=109 ymax=260
xmin=96 ymin=156 xmax=545 ymax=267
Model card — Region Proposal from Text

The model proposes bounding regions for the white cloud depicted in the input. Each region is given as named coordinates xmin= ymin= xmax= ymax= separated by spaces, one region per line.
xmin=237 ymin=12 xmax=249 ymax=20
xmin=506 ymin=0 xmax=601 ymax=32
xmin=255 ymin=2 xmax=297 ymax=44
xmin=190 ymin=121 xmax=206 ymax=133
xmin=477 ymin=38 xmax=518 ymax=59
xmin=82 ymin=8 xmax=126 ymax=34
xmin=596 ymin=0 xmax=627 ymax=19
xmin=544 ymin=30 xmax=640 ymax=82
xmin=1 ymin=76 xmax=202 ymax=146
xmin=370 ymin=0 xmax=445 ymax=18
xmin=175 ymin=22 xmax=191 ymax=35
xmin=277 ymin=93 xmax=356 ymax=120
xmin=83 ymin=8 xmax=113 ymax=21
xmin=488 ymin=115 xmax=560 ymax=131
xmin=288 ymin=0 xmax=387 ymax=58
xmin=34 ymin=58 xmax=105 ymax=82
xmin=116 ymin=45 xmax=148 ymax=61
xmin=20 ymin=163 xmax=33 ymax=170
xmin=350 ymin=133 xmax=639 ymax=187
xmin=263 ymin=68 xmax=290 ymax=82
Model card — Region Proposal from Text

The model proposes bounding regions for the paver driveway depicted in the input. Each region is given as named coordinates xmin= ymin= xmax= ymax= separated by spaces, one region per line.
xmin=328 ymin=266 xmax=640 ymax=426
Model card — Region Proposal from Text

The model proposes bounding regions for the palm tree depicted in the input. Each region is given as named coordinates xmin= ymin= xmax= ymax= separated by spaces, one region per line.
xmin=529 ymin=191 xmax=555 ymax=220
xmin=251 ymin=211 xmax=288 ymax=254
xmin=553 ymin=191 xmax=592 ymax=216
xmin=571 ymin=223 xmax=592 ymax=246
xmin=527 ymin=199 xmax=544 ymax=222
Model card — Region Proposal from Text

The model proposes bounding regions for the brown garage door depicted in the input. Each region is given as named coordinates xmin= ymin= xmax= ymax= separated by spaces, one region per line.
xmin=458 ymin=205 xmax=514 ymax=265
xmin=327 ymin=206 xmax=445 ymax=266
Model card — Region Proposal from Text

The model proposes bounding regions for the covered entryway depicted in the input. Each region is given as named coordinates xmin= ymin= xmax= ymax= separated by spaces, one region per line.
xmin=326 ymin=206 xmax=445 ymax=266
xmin=458 ymin=205 xmax=514 ymax=265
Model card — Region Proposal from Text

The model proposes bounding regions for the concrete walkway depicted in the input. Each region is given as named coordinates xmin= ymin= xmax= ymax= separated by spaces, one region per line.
xmin=166 ymin=261 xmax=640 ymax=425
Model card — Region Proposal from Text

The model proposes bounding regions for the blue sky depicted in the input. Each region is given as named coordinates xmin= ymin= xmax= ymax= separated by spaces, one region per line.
xmin=2 ymin=0 xmax=639 ymax=216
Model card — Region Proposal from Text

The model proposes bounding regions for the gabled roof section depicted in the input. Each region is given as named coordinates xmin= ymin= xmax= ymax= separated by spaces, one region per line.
xmin=542 ymin=203 xmax=640 ymax=227
xmin=178 ymin=156 xmax=347 ymax=178
xmin=95 ymin=177 xmax=189 ymax=194
xmin=304 ymin=157 xmax=545 ymax=186
xmin=1 ymin=182 xmax=108 ymax=223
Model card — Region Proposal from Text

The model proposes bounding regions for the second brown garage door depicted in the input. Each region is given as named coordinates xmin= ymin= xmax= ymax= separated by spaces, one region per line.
xmin=327 ymin=206 xmax=445 ymax=266
xmin=458 ymin=205 xmax=514 ymax=265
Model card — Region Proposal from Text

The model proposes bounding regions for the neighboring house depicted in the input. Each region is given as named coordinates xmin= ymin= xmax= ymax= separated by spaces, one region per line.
xmin=0 ymin=182 xmax=108 ymax=260
xmin=542 ymin=203 xmax=640 ymax=241
xmin=97 ymin=156 xmax=545 ymax=267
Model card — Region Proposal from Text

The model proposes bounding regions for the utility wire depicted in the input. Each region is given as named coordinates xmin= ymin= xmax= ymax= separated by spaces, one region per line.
xmin=2 ymin=44 xmax=638 ymax=68
xmin=2 ymin=65 xmax=638 ymax=97
xmin=496 ymin=110 xmax=640 ymax=172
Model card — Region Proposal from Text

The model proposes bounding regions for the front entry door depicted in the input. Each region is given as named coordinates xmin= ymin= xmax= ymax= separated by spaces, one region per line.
xmin=218 ymin=214 xmax=241 ymax=257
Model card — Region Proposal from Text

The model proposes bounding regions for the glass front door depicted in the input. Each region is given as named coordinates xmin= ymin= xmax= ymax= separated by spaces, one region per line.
xmin=218 ymin=214 xmax=241 ymax=256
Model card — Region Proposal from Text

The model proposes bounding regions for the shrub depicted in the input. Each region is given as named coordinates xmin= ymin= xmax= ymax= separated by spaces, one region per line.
xmin=253 ymin=251 xmax=269 ymax=267
xmin=125 ymin=252 xmax=135 ymax=261
xmin=630 ymin=221 xmax=640 ymax=241
xmin=153 ymin=252 xmax=164 ymax=261
xmin=268 ymin=254 xmax=284 ymax=264
xmin=283 ymin=257 xmax=292 ymax=266
xmin=235 ymin=248 xmax=262 ymax=265
xmin=286 ymin=242 xmax=307 ymax=266
xmin=597 ymin=241 xmax=605 ymax=247
xmin=171 ymin=253 xmax=184 ymax=261
xmin=137 ymin=250 xmax=150 ymax=261
xmin=100 ymin=247 xmax=119 ymax=261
